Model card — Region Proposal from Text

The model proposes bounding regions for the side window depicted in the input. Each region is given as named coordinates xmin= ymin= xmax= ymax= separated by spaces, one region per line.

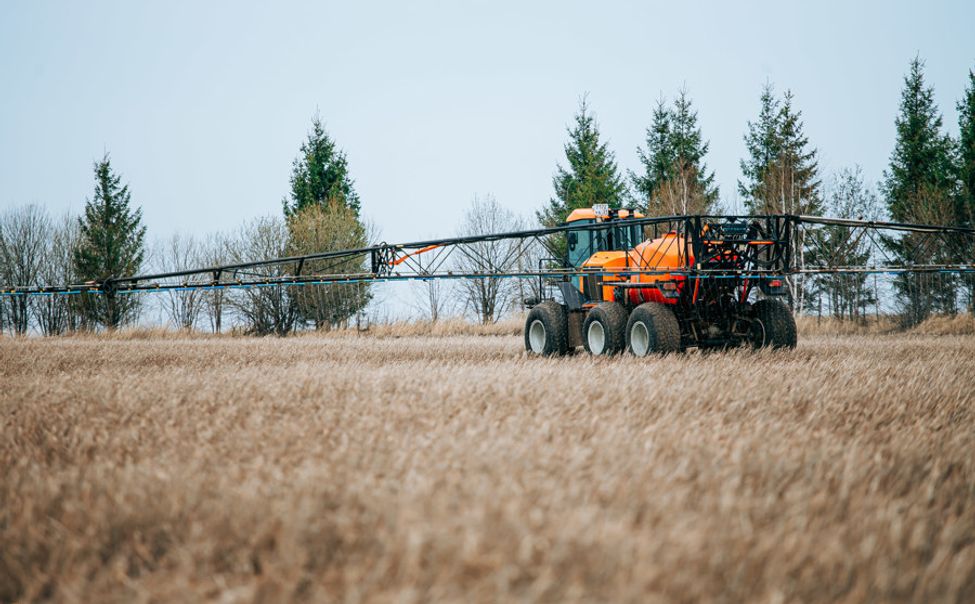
xmin=566 ymin=220 xmax=593 ymax=267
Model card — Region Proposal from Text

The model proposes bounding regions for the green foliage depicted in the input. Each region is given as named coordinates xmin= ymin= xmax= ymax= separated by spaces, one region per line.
xmin=883 ymin=58 xmax=960 ymax=324
xmin=631 ymin=90 xmax=718 ymax=215
xmin=883 ymin=58 xmax=957 ymax=223
xmin=739 ymin=84 xmax=821 ymax=215
xmin=957 ymin=68 xmax=975 ymax=314
xmin=957 ymin=68 xmax=975 ymax=226
xmin=284 ymin=116 xmax=360 ymax=218
xmin=281 ymin=116 xmax=370 ymax=330
xmin=631 ymin=99 xmax=672 ymax=207
xmin=739 ymin=84 xmax=781 ymax=208
xmin=73 ymin=154 xmax=146 ymax=329
xmin=538 ymin=97 xmax=627 ymax=227
xmin=738 ymin=83 xmax=822 ymax=312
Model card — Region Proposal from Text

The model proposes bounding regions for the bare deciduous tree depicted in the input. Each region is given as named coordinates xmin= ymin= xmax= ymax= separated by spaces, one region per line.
xmin=226 ymin=216 xmax=297 ymax=336
xmin=455 ymin=195 xmax=523 ymax=324
xmin=286 ymin=202 xmax=375 ymax=330
xmin=0 ymin=205 xmax=50 ymax=335
xmin=34 ymin=213 xmax=82 ymax=335
xmin=198 ymin=232 xmax=230 ymax=333
xmin=514 ymin=229 xmax=549 ymax=312
xmin=412 ymin=279 xmax=453 ymax=322
xmin=159 ymin=233 xmax=204 ymax=330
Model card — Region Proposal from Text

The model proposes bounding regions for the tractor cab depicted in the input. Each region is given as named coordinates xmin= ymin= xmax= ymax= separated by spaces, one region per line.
xmin=565 ymin=205 xmax=645 ymax=268
xmin=562 ymin=205 xmax=647 ymax=305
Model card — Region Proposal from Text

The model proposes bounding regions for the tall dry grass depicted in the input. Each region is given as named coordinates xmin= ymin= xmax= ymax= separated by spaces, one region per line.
xmin=795 ymin=314 xmax=975 ymax=337
xmin=2 ymin=333 xmax=974 ymax=602
xmin=24 ymin=312 xmax=974 ymax=341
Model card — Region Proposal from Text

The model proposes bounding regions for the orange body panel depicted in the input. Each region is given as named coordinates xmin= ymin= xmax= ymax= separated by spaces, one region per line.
xmin=581 ymin=251 xmax=629 ymax=302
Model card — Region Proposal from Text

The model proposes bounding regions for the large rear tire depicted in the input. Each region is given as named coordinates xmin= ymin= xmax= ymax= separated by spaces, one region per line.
xmin=583 ymin=302 xmax=628 ymax=355
xmin=751 ymin=299 xmax=797 ymax=349
xmin=625 ymin=302 xmax=681 ymax=356
xmin=524 ymin=301 xmax=569 ymax=356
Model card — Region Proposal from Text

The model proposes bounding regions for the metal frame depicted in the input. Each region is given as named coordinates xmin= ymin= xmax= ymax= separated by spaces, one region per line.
xmin=2 ymin=214 xmax=974 ymax=297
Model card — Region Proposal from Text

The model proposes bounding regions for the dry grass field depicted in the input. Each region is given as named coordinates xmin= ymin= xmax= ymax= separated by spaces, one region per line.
xmin=2 ymin=327 xmax=975 ymax=602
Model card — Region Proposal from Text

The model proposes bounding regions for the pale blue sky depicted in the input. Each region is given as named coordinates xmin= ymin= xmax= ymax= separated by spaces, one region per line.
xmin=1 ymin=0 xmax=973 ymax=245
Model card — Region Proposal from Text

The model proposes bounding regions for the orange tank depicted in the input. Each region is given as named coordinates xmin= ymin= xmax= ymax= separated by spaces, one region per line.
xmin=578 ymin=232 xmax=693 ymax=305
xmin=625 ymin=233 xmax=693 ymax=305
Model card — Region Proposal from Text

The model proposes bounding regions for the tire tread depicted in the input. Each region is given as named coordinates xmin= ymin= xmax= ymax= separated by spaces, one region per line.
xmin=524 ymin=301 xmax=569 ymax=356
xmin=583 ymin=302 xmax=628 ymax=355
xmin=752 ymin=299 xmax=797 ymax=349
xmin=626 ymin=302 xmax=680 ymax=355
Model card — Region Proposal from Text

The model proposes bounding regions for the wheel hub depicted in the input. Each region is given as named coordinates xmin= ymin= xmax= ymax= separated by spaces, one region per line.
xmin=630 ymin=322 xmax=650 ymax=356
xmin=529 ymin=319 xmax=546 ymax=353
xmin=588 ymin=321 xmax=606 ymax=354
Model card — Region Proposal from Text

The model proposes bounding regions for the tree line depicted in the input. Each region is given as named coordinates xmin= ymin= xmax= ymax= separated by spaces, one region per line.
xmin=538 ymin=57 xmax=975 ymax=323
xmin=0 ymin=115 xmax=374 ymax=336
xmin=2 ymin=57 xmax=974 ymax=334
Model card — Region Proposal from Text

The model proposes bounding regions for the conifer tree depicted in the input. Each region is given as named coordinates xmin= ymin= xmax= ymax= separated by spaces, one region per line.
xmin=284 ymin=116 xmax=360 ymax=218
xmin=958 ymin=68 xmax=975 ymax=225
xmin=284 ymin=116 xmax=369 ymax=329
xmin=957 ymin=68 xmax=975 ymax=313
xmin=632 ymin=90 xmax=718 ymax=215
xmin=538 ymin=97 xmax=627 ymax=227
xmin=73 ymin=154 xmax=146 ymax=329
xmin=739 ymin=84 xmax=782 ymax=211
xmin=883 ymin=57 xmax=958 ymax=323
xmin=739 ymin=84 xmax=821 ymax=311
xmin=883 ymin=58 xmax=956 ymax=223
xmin=740 ymin=85 xmax=820 ymax=215
xmin=631 ymin=98 xmax=673 ymax=208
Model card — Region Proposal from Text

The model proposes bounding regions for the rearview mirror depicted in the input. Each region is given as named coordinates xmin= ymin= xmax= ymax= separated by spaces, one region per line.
xmin=567 ymin=232 xmax=578 ymax=249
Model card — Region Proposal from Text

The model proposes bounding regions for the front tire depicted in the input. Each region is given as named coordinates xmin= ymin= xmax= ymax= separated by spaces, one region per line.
xmin=524 ymin=301 xmax=569 ymax=356
xmin=751 ymin=299 xmax=797 ymax=349
xmin=626 ymin=302 xmax=681 ymax=356
xmin=583 ymin=302 xmax=628 ymax=355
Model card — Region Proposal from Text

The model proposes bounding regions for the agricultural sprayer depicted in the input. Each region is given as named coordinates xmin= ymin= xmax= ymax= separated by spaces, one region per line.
xmin=4 ymin=207 xmax=974 ymax=354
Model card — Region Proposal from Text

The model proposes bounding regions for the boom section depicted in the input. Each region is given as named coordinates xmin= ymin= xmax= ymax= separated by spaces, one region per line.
xmin=1 ymin=214 xmax=973 ymax=296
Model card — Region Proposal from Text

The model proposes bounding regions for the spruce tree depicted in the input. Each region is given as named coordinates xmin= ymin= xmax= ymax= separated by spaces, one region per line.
xmin=284 ymin=116 xmax=360 ymax=218
xmin=73 ymin=154 xmax=146 ymax=329
xmin=631 ymin=98 xmax=673 ymax=208
xmin=284 ymin=116 xmax=369 ymax=329
xmin=958 ymin=68 xmax=975 ymax=225
xmin=769 ymin=91 xmax=822 ymax=214
xmin=739 ymin=83 xmax=782 ymax=212
xmin=632 ymin=91 xmax=718 ymax=215
xmin=956 ymin=68 xmax=975 ymax=313
xmin=883 ymin=58 xmax=956 ymax=223
xmin=538 ymin=97 xmax=627 ymax=227
xmin=739 ymin=84 xmax=821 ymax=311
xmin=883 ymin=57 xmax=958 ymax=323
xmin=740 ymin=85 xmax=820 ymax=215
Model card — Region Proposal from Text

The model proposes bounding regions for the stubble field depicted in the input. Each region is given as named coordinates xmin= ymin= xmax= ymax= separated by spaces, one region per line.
xmin=2 ymin=329 xmax=974 ymax=602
